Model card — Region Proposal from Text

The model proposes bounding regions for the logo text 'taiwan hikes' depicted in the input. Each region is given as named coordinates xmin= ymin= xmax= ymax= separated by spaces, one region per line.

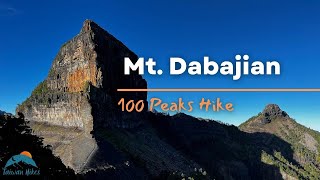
xmin=2 ymin=151 xmax=40 ymax=176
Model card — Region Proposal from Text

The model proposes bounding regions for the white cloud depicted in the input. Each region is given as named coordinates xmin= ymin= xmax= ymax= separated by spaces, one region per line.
xmin=0 ymin=4 xmax=20 ymax=16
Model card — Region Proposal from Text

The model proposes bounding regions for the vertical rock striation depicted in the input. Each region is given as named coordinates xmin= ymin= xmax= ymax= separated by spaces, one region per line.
xmin=16 ymin=20 xmax=147 ymax=172
xmin=17 ymin=19 xmax=147 ymax=130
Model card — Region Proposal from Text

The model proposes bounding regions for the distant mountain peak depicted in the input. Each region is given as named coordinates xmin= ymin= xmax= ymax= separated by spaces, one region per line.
xmin=262 ymin=104 xmax=289 ymax=119
xmin=239 ymin=103 xmax=320 ymax=178
xmin=239 ymin=104 xmax=291 ymax=130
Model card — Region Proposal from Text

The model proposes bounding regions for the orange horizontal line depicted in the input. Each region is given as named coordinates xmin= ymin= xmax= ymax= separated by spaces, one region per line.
xmin=117 ymin=88 xmax=320 ymax=92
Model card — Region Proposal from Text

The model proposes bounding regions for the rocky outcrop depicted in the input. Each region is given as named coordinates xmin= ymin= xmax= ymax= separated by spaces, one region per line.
xmin=262 ymin=104 xmax=289 ymax=121
xmin=17 ymin=20 xmax=147 ymax=130
xmin=0 ymin=110 xmax=13 ymax=118
xmin=241 ymin=104 xmax=290 ymax=127
xmin=16 ymin=20 xmax=147 ymax=172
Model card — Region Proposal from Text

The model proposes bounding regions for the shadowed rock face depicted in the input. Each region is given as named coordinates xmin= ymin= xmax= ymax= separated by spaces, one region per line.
xmin=16 ymin=20 xmax=147 ymax=172
xmin=262 ymin=104 xmax=288 ymax=120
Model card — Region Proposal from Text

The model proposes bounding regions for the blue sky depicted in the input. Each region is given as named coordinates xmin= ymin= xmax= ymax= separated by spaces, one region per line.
xmin=1 ymin=0 xmax=320 ymax=130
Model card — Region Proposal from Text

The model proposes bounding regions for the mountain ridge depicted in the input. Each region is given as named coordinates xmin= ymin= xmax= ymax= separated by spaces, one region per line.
xmin=240 ymin=104 xmax=320 ymax=179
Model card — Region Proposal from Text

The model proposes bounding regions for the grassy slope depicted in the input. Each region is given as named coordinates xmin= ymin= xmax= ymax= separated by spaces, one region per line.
xmin=240 ymin=114 xmax=320 ymax=179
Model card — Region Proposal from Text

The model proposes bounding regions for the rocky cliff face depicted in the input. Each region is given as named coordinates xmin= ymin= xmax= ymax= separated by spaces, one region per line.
xmin=17 ymin=19 xmax=147 ymax=130
xmin=16 ymin=20 xmax=147 ymax=172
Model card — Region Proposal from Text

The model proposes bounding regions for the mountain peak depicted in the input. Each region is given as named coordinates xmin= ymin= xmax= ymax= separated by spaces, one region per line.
xmin=80 ymin=19 xmax=103 ymax=33
xmin=16 ymin=20 xmax=147 ymax=171
xmin=239 ymin=104 xmax=290 ymax=131
xmin=262 ymin=104 xmax=288 ymax=119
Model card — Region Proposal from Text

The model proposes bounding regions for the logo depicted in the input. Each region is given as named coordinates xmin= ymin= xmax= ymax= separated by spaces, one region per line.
xmin=2 ymin=151 xmax=40 ymax=176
